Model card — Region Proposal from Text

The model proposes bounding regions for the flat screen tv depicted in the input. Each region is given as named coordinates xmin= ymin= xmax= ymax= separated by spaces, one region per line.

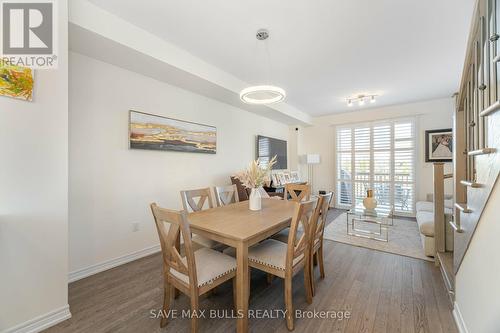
xmin=256 ymin=135 xmax=287 ymax=169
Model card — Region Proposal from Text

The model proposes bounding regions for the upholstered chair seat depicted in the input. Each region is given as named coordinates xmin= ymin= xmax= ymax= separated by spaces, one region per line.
xmin=170 ymin=247 xmax=237 ymax=287
xmin=248 ymin=239 xmax=304 ymax=270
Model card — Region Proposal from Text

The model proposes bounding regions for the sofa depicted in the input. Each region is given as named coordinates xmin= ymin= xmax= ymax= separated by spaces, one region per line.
xmin=415 ymin=194 xmax=454 ymax=257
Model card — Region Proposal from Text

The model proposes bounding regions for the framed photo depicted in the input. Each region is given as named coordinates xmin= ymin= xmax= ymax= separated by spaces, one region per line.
xmin=290 ymin=171 xmax=300 ymax=182
xmin=277 ymin=172 xmax=286 ymax=185
xmin=425 ymin=128 xmax=453 ymax=162
xmin=129 ymin=110 xmax=216 ymax=154
xmin=271 ymin=173 xmax=280 ymax=187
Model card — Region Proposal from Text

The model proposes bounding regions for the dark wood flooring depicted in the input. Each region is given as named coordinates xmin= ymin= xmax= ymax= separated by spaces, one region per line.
xmin=45 ymin=210 xmax=457 ymax=333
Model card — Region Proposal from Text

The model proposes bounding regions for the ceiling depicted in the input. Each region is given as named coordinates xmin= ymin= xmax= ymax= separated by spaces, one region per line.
xmin=88 ymin=0 xmax=474 ymax=117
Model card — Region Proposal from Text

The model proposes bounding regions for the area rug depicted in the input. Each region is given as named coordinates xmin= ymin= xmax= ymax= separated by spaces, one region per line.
xmin=323 ymin=213 xmax=433 ymax=262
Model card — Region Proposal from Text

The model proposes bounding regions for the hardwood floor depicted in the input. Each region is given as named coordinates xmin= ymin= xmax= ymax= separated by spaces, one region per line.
xmin=46 ymin=211 xmax=457 ymax=333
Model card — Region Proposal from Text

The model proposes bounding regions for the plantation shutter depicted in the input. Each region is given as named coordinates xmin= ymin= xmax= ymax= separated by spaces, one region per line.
xmin=336 ymin=118 xmax=416 ymax=215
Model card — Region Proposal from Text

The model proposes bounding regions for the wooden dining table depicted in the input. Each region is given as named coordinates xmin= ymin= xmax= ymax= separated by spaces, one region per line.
xmin=188 ymin=198 xmax=297 ymax=333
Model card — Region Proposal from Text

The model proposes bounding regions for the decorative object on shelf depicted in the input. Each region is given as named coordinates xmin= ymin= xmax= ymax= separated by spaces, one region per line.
xmin=290 ymin=171 xmax=300 ymax=182
xmin=235 ymin=156 xmax=277 ymax=211
xmin=363 ymin=189 xmax=378 ymax=210
xmin=0 ymin=61 xmax=34 ymax=101
xmin=425 ymin=128 xmax=452 ymax=162
xmin=277 ymin=172 xmax=286 ymax=185
xmin=239 ymin=29 xmax=286 ymax=105
xmin=346 ymin=94 xmax=377 ymax=107
xmin=305 ymin=154 xmax=321 ymax=193
xmin=129 ymin=110 xmax=216 ymax=154
xmin=271 ymin=173 xmax=280 ymax=187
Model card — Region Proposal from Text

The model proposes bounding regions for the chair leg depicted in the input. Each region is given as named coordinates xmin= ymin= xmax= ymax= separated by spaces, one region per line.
xmin=232 ymin=278 xmax=237 ymax=310
xmin=266 ymin=273 xmax=274 ymax=285
xmin=318 ymin=245 xmax=325 ymax=279
xmin=190 ymin=293 xmax=199 ymax=333
xmin=284 ymin=277 xmax=294 ymax=331
xmin=160 ymin=281 xmax=174 ymax=328
xmin=248 ymin=269 xmax=251 ymax=298
xmin=304 ymin=259 xmax=313 ymax=304
xmin=310 ymin=251 xmax=316 ymax=297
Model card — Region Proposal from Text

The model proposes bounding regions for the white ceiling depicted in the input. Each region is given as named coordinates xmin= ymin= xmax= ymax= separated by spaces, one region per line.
xmin=88 ymin=0 xmax=474 ymax=116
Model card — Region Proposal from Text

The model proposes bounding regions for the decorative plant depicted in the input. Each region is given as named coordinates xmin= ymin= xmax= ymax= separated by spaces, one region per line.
xmin=235 ymin=156 xmax=277 ymax=189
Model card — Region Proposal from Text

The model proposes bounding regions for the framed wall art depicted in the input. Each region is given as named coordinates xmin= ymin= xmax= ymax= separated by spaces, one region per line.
xmin=129 ymin=110 xmax=216 ymax=154
xmin=425 ymin=128 xmax=452 ymax=162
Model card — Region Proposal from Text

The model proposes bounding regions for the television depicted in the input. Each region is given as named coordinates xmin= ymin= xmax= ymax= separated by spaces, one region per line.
xmin=256 ymin=135 xmax=287 ymax=169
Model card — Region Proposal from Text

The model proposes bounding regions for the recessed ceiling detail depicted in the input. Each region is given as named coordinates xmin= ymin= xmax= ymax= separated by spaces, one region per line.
xmin=87 ymin=0 xmax=475 ymax=116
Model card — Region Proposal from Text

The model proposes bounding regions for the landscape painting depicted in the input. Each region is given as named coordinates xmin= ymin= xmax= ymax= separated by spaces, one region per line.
xmin=129 ymin=110 xmax=216 ymax=154
xmin=0 ymin=61 xmax=34 ymax=101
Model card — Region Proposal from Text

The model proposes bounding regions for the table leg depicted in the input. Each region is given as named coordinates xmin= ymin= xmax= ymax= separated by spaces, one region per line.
xmin=236 ymin=242 xmax=249 ymax=333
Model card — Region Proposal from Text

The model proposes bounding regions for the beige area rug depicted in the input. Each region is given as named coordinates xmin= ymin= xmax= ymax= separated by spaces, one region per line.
xmin=324 ymin=213 xmax=433 ymax=262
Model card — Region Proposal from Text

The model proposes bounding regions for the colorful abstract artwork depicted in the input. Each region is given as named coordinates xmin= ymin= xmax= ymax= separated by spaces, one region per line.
xmin=129 ymin=110 xmax=216 ymax=154
xmin=0 ymin=61 xmax=34 ymax=101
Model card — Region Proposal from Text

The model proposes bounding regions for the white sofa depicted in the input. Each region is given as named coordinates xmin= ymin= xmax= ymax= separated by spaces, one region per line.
xmin=415 ymin=196 xmax=454 ymax=257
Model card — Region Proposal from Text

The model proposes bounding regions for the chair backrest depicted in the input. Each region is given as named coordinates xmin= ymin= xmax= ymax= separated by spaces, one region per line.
xmin=285 ymin=183 xmax=311 ymax=202
xmin=214 ymin=184 xmax=239 ymax=206
xmin=231 ymin=176 xmax=250 ymax=201
xmin=180 ymin=188 xmax=214 ymax=212
xmin=150 ymin=203 xmax=197 ymax=287
xmin=286 ymin=200 xmax=315 ymax=270
xmin=309 ymin=192 xmax=334 ymax=247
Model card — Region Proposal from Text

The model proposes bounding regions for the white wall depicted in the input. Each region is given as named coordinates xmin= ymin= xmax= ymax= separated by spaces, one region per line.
xmin=297 ymin=98 xmax=454 ymax=204
xmin=69 ymin=52 xmax=289 ymax=273
xmin=455 ymin=180 xmax=500 ymax=333
xmin=0 ymin=1 xmax=69 ymax=331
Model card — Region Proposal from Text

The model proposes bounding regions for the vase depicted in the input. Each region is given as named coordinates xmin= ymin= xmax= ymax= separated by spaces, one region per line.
xmin=363 ymin=189 xmax=378 ymax=210
xmin=249 ymin=188 xmax=262 ymax=211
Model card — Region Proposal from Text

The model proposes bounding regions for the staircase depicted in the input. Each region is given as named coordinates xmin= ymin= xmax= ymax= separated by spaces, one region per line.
xmin=434 ymin=0 xmax=500 ymax=302
xmin=452 ymin=0 xmax=500 ymax=273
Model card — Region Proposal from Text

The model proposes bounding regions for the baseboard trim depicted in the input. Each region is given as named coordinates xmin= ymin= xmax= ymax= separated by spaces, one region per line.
xmin=2 ymin=304 xmax=71 ymax=333
xmin=452 ymin=302 xmax=469 ymax=333
xmin=68 ymin=244 xmax=161 ymax=283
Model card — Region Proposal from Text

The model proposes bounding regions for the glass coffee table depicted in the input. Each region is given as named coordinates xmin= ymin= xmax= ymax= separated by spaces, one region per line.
xmin=346 ymin=205 xmax=394 ymax=242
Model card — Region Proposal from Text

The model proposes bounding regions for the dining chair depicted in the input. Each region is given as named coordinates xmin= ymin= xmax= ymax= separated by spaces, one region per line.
xmin=271 ymin=184 xmax=312 ymax=243
xmin=247 ymin=200 xmax=314 ymax=330
xmin=150 ymin=203 xmax=237 ymax=333
xmin=214 ymin=184 xmax=239 ymax=206
xmin=180 ymin=188 xmax=219 ymax=249
xmin=308 ymin=192 xmax=333 ymax=296
xmin=284 ymin=183 xmax=311 ymax=202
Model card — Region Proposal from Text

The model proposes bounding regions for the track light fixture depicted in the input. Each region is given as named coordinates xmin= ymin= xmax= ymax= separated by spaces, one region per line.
xmin=345 ymin=94 xmax=378 ymax=107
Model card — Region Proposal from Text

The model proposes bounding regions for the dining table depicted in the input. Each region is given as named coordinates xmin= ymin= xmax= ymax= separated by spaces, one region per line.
xmin=188 ymin=198 xmax=297 ymax=333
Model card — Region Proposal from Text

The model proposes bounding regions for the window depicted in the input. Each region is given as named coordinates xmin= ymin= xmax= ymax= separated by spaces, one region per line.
xmin=335 ymin=119 xmax=416 ymax=215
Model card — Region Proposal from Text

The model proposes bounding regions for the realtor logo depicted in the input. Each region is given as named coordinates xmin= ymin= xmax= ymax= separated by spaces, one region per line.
xmin=1 ymin=0 xmax=57 ymax=68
